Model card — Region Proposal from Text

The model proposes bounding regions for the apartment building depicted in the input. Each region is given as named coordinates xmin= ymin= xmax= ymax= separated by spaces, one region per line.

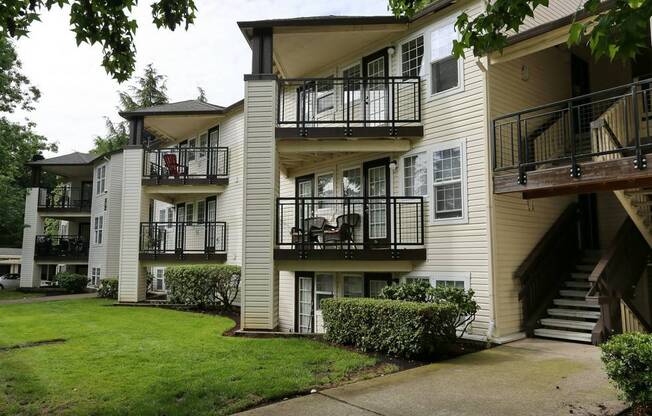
xmin=20 ymin=0 xmax=651 ymax=345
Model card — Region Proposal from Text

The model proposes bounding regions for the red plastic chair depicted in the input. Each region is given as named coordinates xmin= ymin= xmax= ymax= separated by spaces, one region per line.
xmin=163 ymin=154 xmax=187 ymax=178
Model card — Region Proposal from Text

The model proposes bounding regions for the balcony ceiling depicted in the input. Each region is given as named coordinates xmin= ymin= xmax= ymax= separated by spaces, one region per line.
xmin=273 ymin=24 xmax=407 ymax=77
xmin=144 ymin=114 xmax=223 ymax=143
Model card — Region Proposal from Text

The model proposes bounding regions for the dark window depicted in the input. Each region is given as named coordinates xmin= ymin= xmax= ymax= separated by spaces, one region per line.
xmin=431 ymin=56 xmax=459 ymax=94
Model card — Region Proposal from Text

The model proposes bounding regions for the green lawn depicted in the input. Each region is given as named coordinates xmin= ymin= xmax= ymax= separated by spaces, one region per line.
xmin=0 ymin=290 xmax=45 ymax=301
xmin=0 ymin=299 xmax=390 ymax=415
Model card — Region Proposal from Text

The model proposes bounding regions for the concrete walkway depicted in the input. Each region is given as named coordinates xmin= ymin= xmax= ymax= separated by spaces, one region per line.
xmin=238 ymin=338 xmax=626 ymax=416
xmin=0 ymin=292 xmax=97 ymax=305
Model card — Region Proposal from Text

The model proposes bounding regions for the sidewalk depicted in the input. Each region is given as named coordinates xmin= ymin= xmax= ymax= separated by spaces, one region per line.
xmin=0 ymin=292 xmax=97 ymax=305
xmin=237 ymin=338 xmax=625 ymax=416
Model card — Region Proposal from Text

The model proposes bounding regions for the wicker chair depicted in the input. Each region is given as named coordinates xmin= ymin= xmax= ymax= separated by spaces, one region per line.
xmin=323 ymin=213 xmax=361 ymax=248
xmin=291 ymin=217 xmax=327 ymax=249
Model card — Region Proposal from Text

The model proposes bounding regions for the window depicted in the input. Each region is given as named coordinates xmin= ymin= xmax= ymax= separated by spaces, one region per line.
xmin=315 ymin=273 xmax=334 ymax=310
xmin=401 ymin=35 xmax=424 ymax=77
xmin=93 ymin=215 xmax=103 ymax=244
xmin=432 ymin=142 xmax=466 ymax=221
xmin=155 ymin=269 xmax=164 ymax=291
xmin=95 ymin=165 xmax=106 ymax=195
xmin=436 ymin=280 xmax=465 ymax=289
xmin=405 ymin=272 xmax=469 ymax=290
xmin=403 ymin=152 xmax=428 ymax=197
xmin=342 ymin=64 xmax=362 ymax=103
xmin=188 ymin=138 xmax=196 ymax=161
xmin=159 ymin=209 xmax=166 ymax=223
xmin=342 ymin=167 xmax=361 ymax=197
xmin=91 ymin=268 xmax=101 ymax=286
xmin=368 ymin=280 xmax=388 ymax=298
xmin=316 ymin=77 xmax=334 ymax=113
xmin=196 ymin=201 xmax=205 ymax=224
xmin=167 ymin=207 xmax=174 ymax=225
xmin=317 ymin=173 xmax=334 ymax=209
xmin=198 ymin=133 xmax=208 ymax=158
xmin=430 ymin=23 xmax=461 ymax=94
xmin=343 ymin=275 xmax=364 ymax=297
xmin=186 ymin=203 xmax=194 ymax=223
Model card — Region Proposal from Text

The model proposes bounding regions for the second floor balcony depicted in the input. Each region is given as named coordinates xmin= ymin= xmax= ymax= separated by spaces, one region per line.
xmin=38 ymin=186 xmax=92 ymax=214
xmin=139 ymin=221 xmax=227 ymax=262
xmin=35 ymin=235 xmax=89 ymax=261
xmin=276 ymin=76 xmax=423 ymax=139
xmin=275 ymin=196 xmax=425 ymax=261
xmin=142 ymin=147 xmax=229 ymax=186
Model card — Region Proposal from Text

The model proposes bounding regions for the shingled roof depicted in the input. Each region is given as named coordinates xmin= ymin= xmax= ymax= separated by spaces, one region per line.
xmin=27 ymin=152 xmax=96 ymax=166
xmin=119 ymin=100 xmax=226 ymax=118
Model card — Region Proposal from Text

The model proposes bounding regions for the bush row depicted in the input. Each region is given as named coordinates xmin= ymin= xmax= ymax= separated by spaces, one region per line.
xmin=55 ymin=272 xmax=87 ymax=293
xmin=165 ymin=264 xmax=240 ymax=309
xmin=98 ymin=278 xmax=119 ymax=299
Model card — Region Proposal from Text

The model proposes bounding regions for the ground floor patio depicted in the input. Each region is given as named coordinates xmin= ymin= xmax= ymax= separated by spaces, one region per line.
xmin=238 ymin=338 xmax=626 ymax=416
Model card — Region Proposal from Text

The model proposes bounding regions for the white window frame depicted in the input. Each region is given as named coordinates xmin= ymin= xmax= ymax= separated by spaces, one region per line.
xmin=427 ymin=17 xmax=465 ymax=100
xmin=316 ymin=171 xmax=335 ymax=210
xmin=316 ymin=77 xmax=335 ymax=115
xmin=196 ymin=200 xmax=205 ymax=224
xmin=187 ymin=138 xmax=197 ymax=161
xmin=95 ymin=164 xmax=106 ymax=195
xmin=159 ymin=209 xmax=166 ymax=223
xmin=430 ymin=139 xmax=468 ymax=225
xmin=198 ymin=133 xmax=208 ymax=158
xmin=400 ymin=150 xmax=428 ymax=197
xmin=341 ymin=62 xmax=363 ymax=105
xmin=91 ymin=267 xmax=101 ymax=287
xmin=315 ymin=273 xmax=335 ymax=311
xmin=186 ymin=202 xmax=194 ymax=223
xmin=342 ymin=274 xmax=364 ymax=298
xmin=341 ymin=165 xmax=362 ymax=198
xmin=399 ymin=32 xmax=425 ymax=78
xmin=93 ymin=215 xmax=104 ymax=245
xmin=403 ymin=272 xmax=470 ymax=290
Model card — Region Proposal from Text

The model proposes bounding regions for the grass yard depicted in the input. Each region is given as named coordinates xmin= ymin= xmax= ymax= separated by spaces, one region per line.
xmin=0 ymin=290 xmax=45 ymax=301
xmin=0 ymin=299 xmax=392 ymax=415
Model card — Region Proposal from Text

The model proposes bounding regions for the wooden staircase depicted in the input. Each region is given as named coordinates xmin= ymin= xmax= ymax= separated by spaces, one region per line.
xmin=534 ymin=250 xmax=601 ymax=343
xmin=615 ymin=188 xmax=652 ymax=247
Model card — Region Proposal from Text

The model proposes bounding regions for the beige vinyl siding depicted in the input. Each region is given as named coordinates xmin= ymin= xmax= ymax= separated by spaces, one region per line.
xmin=518 ymin=0 xmax=584 ymax=32
xmin=242 ymin=79 xmax=280 ymax=329
xmin=100 ymin=153 xmax=123 ymax=278
xmin=597 ymin=192 xmax=628 ymax=249
xmin=19 ymin=188 xmax=43 ymax=288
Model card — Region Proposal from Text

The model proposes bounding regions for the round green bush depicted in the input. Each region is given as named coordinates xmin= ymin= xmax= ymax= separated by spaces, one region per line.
xmin=55 ymin=272 xmax=88 ymax=293
xmin=98 ymin=278 xmax=119 ymax=299
xmin=165 ymin=264 xmax=241 ymax=309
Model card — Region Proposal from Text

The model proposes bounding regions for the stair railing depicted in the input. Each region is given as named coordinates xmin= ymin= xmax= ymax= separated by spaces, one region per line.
xmin=589 ymin=218 xmax=651 ymax=344
xmin=514 ymin=203 xmax=580 ymax=336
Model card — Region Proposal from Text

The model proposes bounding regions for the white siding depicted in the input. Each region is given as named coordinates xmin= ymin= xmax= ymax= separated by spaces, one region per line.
xmin=19 ymin=188 xmax=42 ymax=288
xmin=518 ymin=0 xmax=585 ymax=32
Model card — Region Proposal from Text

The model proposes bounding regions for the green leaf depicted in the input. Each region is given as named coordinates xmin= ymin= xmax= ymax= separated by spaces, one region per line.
xmin=627 ymin=0 xmax=644 ymax=8
xmin=568 ymin=22 xmax=584 ymax=45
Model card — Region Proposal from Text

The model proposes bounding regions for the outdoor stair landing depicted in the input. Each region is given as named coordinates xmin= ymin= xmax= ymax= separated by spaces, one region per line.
xmin=534 ymin=251 xmax=601 ymax=343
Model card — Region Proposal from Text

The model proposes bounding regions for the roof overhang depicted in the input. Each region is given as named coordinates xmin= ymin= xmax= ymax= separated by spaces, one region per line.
xmin=144 ymin=114 xmax=224 ymax=143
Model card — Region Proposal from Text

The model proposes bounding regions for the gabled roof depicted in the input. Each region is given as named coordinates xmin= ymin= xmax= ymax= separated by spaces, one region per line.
xmin=27 ymin=152 xmax=96 ymax=166
xmin=119 ymin=100 xmax=226 ymax=119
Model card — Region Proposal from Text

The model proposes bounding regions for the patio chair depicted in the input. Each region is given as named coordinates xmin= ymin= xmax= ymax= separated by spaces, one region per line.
xmin=290 ymin=217 xmax=327 ymax=249
xmin=323 ymin=213 xmax=361 ymax=249
xmin=163 ymin=154 xmax=188 ymax=179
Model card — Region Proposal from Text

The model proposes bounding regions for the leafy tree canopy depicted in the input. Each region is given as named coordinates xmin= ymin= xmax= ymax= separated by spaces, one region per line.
xmin=0 ymin=35 xmax=40 ymax=112
xmin=196 ymin=86 xmax=207 ymax=103
xmin=0 ymin=0 xmax=197 ymax=82
xmin=389 ymin=0 xmax=652 ymax=62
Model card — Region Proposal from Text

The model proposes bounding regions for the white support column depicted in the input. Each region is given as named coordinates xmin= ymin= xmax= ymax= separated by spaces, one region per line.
xmin=117 ymin=147 xmax=148 ymax=302
xmin=20 ymin=187 xmax=43 ymax=288
xmin=241 ymin=77 xmax=280 ymax=330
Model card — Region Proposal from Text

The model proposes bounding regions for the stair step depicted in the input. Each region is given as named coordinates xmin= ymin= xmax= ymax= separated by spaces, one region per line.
xmin=633 ymin=200 xmax=652 ymax=207
xmin=534 ymin=328 xmax=592 ymax=343
xmin=548 ymin=308 xmax=601 ymax=319
xmin=553 ymin=299 xmax=600 ymax=309
xmin=565 ymin=281 xmax=591 ymax=288
xmin=540 ymin=318 xmax=596 ymax=331
xmin=575 ymin=265 xmax=595 ymax=272
xmin=571 ymin=272 xmax=591 ymax=280
xmin=559 ymin=289 xmax=588 ymax=298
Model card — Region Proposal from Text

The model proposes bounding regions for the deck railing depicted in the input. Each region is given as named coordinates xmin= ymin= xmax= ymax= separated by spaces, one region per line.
xmin=276 ymin=196 xmax=424 ymax=251
xmin=139 ymin=221 xmax=227 ymax=255
xmin=37 ymin=186 xmax=91 ymax=211
xmin=143 ymin=147 xmax=229 ymax=181
xmin=277 ymin=77 xmax=421 ymax=134
xmin=493 ymin=78 xmax=652 ymax=182
xmin=35 ymin=235 xmax=89 ymax=259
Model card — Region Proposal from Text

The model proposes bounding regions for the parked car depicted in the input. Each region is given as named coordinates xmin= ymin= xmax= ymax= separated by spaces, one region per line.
xmin=0 ymin=273 xmax=20 ymax=290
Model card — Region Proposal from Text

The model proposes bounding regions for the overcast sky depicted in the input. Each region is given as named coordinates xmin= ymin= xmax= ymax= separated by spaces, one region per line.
xmin=12 ymin=0 xmax=389 ymax=157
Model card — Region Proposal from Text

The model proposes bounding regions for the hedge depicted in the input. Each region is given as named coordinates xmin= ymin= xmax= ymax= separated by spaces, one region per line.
xmin=321 ymin=297 xmax=459 ymax=358
xmin=165 ymin=264 xmax=240 ymax=308
xmin=98 ymin=278 xmax=119 ymax=299
xmin=601 ymin=332 xmax=652 ymax=413
xmin=55 ymin=272 xmax=87 ymax=294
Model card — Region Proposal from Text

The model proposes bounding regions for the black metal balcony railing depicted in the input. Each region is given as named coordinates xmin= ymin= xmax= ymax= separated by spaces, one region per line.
xmin=493 ymin=78 xmax=652 ymax=181
xmin=143 ymin=147 xmax=229 ymax=181
xmin=277 ymin=77 xmax=421 ymax=133
xmin=139 ymin=221 xmax=227 ymax=256
xmin=276 ymin=197 xmax=424 ymax=252
xmin=35 ymin=235 xmax=89 ymax=259
xmin=38 ymin=187 xmax=91 ymax=211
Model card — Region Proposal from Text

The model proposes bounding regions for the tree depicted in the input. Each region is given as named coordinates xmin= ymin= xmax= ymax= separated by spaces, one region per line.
xmin=0 ymin=35 xmax=40 ymax=113
xmin=91 ymin=64 xmax=168 ymax=154
xmin=196 ymin=86 xmax=207 ymax=103
xmin=0 ymin=0 xmax=197 ymax=82
xmin=389 ymin=0 xmax=652 ymax=62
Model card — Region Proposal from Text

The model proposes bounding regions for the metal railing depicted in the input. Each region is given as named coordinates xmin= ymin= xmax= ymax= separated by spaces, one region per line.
xmin=143 ymin=147 xmax=229 ymax=180
xmin=35 ymin=235 xmax=89 ymax=259
xmin=277 ymin=77 xmax=421 ymax=134
xmin=493 ymin=78 xmax=652 ymax=181
xmin=139 ymin=221 xmax=227 ymax=255
xmin=38 ymin=186 xmax=91 ymax=210
xmin=276 ymin=196 xmax=424 ymax=251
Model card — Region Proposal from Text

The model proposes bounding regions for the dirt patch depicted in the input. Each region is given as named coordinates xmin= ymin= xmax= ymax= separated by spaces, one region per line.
xmin=0 ymin=338 xmax=66 ymax=352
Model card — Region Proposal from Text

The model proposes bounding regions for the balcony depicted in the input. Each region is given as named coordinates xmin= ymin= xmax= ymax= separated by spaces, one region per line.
xmin=276 ymin=77 xmax=423 ymax=139
xmin=34 ymin=235 xmax=89 ymax=262
xmin=275 ymin=197 xmax=425 ymax=261
xmin=37 ymin=186 xmax=91 ymax=214
xmin=139 ymin=221 xmax=227 ymax=261
xmin=492 ymin=78 xmax=652 ymax=197
xmin=142 ymin=147 xmax=229 ymax=186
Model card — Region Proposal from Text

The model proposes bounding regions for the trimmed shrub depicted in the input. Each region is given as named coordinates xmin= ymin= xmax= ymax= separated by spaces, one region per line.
xmin=165 ymin=265 xmax=241 ymax=309
xmin=601 ymin=332 xmax=652 ymax=414
xmin=55 ymin=272 xmax=88 ymax=294
xmin=321 ymin=297 xmax=459 ymax=358
xmin=98 ymin=278 xmax=119 ymax=299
